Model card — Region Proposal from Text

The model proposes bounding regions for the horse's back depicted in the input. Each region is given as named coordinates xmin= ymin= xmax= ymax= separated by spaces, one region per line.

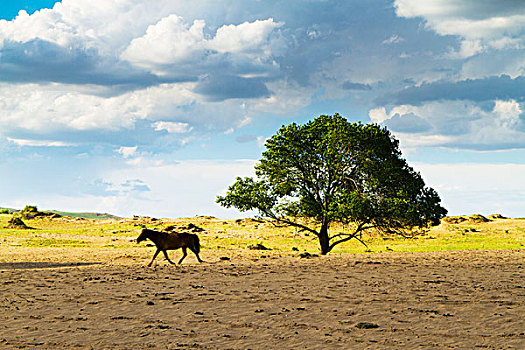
xmin=163 ymin=231 xmax=195 ymax=249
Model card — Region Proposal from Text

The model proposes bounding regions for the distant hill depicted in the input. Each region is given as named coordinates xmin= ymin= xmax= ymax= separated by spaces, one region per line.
xmin=0 ymin=207 xmax=120 ymax=220
xmin=0 ymin=207 xmax=16 ymax=214
xmin=48 ymin=211 xmax=121 ymax=220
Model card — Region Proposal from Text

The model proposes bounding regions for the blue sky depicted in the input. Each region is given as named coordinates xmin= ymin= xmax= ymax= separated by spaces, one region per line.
xmin=1 ymin=0 xmax=524 ymax=218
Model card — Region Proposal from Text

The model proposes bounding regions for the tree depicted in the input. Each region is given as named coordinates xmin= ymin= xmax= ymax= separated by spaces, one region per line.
xmin=21 ymin=205 xmax=39 ymax=219
xmin=217 ymin=114 xmax=447 ymax=254
xmin=22 ymin=205 xmax=38 ymax=213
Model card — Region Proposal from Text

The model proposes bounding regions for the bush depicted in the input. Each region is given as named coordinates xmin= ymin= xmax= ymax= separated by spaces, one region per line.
xmin=22 ymin=205 xmax=38 ymax=213
xmin=21 ymin=205 xmax=40 ymax=219
xmin=6 ymin=216 xmax=31 ymax=229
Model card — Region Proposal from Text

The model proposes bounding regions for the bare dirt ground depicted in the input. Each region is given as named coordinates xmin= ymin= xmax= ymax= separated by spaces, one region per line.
xmin=0 ymin=248 xmax=523 ymax=349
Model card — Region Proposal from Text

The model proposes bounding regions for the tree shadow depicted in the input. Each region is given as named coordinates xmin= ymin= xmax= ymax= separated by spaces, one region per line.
xmin=0 ymin=262 xmax=102 ymax=269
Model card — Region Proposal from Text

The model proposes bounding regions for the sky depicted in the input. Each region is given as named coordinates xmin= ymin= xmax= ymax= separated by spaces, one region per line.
xmin=0 ymin=0 xmax=524 ymax=219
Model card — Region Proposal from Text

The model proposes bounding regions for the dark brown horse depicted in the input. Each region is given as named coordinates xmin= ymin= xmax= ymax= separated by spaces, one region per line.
xmin=137 ymin=228 xmax=203 ymax=266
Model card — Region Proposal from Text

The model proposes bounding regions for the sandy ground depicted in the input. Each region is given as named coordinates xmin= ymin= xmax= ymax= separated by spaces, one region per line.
xmin=0 ymin=248 xmax=523 ymax=349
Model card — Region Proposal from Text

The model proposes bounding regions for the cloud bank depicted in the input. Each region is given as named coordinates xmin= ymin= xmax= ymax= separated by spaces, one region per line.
xmin=1 ymin=0 xmax=524 ymax=218
xmin=0 ymin=0 xmax=288 ymax=149
xmin=395 ymin=0 xmax=525 ymax=57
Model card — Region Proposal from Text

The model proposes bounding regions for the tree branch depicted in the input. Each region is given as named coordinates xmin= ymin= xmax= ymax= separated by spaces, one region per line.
xmin=328 ymin=232 xmax=368 ymax=250
xmin=328 ymin=223 xmax=375 ymax=250
xmin=260 ymin=208 xmax=320 ymax=236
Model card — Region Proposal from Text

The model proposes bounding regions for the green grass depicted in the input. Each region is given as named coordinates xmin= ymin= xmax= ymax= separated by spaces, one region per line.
xmin=193 ymin=217 xmax=525 ymax=254
xmin=23 ymin=237 xmax=90 ymax=248
xmin=1 ymin=214 xmax=524 ymax=254
xmin=47 ymin=211 xmax=121 ymax=220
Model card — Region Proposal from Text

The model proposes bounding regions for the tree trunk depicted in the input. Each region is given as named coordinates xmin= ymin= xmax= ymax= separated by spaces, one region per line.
xmin=318 ymin=221 xmax=331 ymax=255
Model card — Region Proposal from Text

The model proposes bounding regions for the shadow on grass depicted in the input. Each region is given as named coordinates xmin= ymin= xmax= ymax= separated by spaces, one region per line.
xmin=0 ymin=262 xmax=102 ymax=269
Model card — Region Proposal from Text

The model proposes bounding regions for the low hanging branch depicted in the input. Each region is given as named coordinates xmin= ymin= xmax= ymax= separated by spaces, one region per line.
xmin=328 ymin=223 xmax=374 ymax=250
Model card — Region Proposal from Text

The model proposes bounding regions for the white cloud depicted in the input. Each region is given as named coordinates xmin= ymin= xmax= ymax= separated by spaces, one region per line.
xmin=0 ymin=0 xmax=199 ymax=54
xmin=120 ymin=15 xmax=207 ymax=69
xmin=368 ymin=107 xmax=389 ymax=123
xmin=0 ymin=2 xmax=289 ymax=144
xmin=395 ymin=0 xmax=525 ymax=58
xmin=121 ymin=16 xmax=283 ymax=72
xmin=0 ymin=82 xmax=251 ymax=137
xmin=152 ymin=121 xmax=193 ymax=134
xmin=117 ymin=146 xmax=138 ymax=158
xmin=208 ymin=18 xmax=283 ymax=55
xmin=256 ymin=136 xmax=266 ymax=148
xmin=492 ymin=100 xmax=522 ymax=129
xmin=0 ymin=7 xmax=74 ymax=47
xmin=372 ymin=100 xmax=525 ymax=151
xmin=431 ymin=15 xmax=525 ymax=42
xmin=0 ymin=83 xmax=149 ymax=132
xmin=449 ymin=39 xmax=484 ymax=59
xmin=7 ymin=137 xmax=74 ymax=147
xmin=382 ymin=34 xmax=404 ymax=45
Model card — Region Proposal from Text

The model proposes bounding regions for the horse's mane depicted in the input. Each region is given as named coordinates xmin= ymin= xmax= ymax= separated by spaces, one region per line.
xmin=144 ymin=228 xmax=188 ymax=236
xmin=143 ymin=228 xmax=169 ymax=235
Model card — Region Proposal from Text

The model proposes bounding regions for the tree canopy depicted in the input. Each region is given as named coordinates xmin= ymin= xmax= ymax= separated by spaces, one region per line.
xmin=217 ymin=114 xmax=447 ymax=254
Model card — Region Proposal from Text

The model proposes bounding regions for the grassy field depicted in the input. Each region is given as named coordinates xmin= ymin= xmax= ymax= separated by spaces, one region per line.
xmin=1 ymin=213 xmax=523 ymax=259
xmin=2 ymin=213 xmax=523 ymax=350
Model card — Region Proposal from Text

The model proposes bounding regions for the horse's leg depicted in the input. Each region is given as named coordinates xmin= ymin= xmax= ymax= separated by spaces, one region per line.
xmin=148 ymin=248 xmax=161 ymax=267
xmin=162 ymin=250 xmax=176 ymax=265
xmin=178 ymin=247 xmax=188 ymax=264
xmin=189 ymin=247 xmax=203 ymax=263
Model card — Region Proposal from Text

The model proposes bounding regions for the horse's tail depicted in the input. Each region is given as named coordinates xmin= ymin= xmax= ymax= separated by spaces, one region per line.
xmin=192 ymin=234 xmax=200 ymax=254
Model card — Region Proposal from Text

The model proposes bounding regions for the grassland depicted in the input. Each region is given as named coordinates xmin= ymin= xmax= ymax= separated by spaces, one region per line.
xmin=1 ymin=213 xmax=523 ymax=349
xmin=0 ymin=213 xmax=523 ymax=259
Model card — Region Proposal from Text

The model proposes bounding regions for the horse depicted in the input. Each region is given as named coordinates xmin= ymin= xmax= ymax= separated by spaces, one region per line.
xmin=136 ymin=228 xmax=203 ymax=266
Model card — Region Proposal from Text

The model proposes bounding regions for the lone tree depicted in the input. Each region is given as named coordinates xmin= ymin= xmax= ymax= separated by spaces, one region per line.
xmin=217 ymin=114 xmax=447 ymax=254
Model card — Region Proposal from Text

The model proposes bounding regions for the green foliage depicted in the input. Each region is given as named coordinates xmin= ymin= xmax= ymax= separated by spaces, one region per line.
xmin=20 ymin=205 xmax=39 ymax=219
xmin=22 ymin=205 xmax=38 ymax=213
xmin=217 ymin=113 xmax=448 ymax=254
xmin=23 ymin=237 xmax=89 ymax=248
xmin=0 ymin=208 xmax=10 ymax=214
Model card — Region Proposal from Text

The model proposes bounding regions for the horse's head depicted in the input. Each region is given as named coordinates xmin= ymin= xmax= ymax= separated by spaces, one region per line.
xmin=136 ymin=228 xmax=149 ymax=243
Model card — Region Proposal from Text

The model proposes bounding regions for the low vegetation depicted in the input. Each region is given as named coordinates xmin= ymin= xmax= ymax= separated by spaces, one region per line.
xmin=0 ymin=212 xmax=523 ymax=260
xmin=0 ymin=205 xmax=119 ymax=220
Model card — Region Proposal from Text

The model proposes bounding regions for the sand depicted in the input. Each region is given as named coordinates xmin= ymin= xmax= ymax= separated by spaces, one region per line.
xmin=0 ymin=249 xmax=523 ymax=349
